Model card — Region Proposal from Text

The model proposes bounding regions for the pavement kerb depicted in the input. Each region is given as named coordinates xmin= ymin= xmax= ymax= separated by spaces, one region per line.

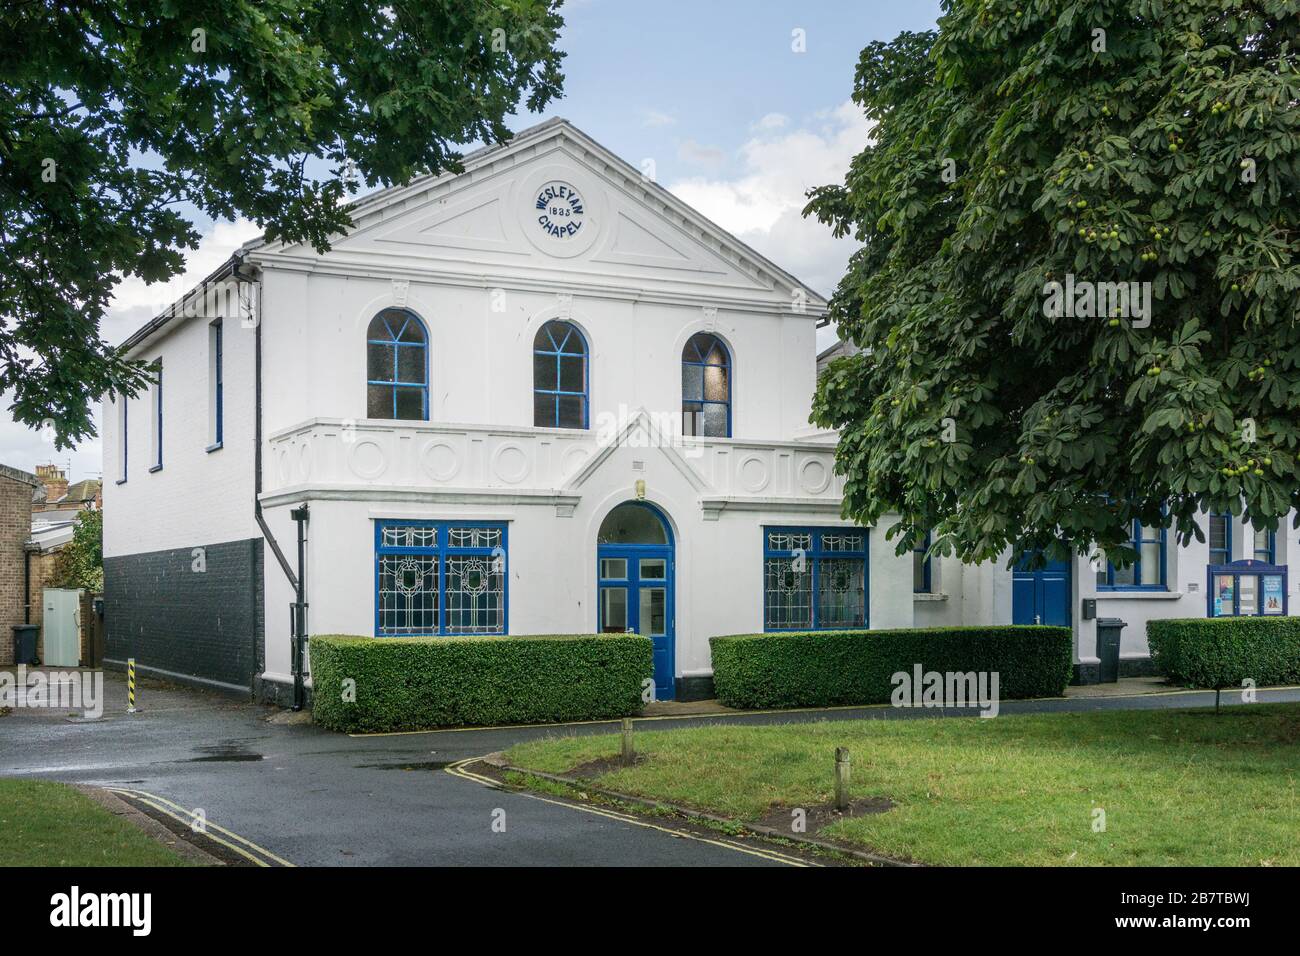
xmin=76 ymin=785 xmax=226 ymax=867
xmin=479 ymin=753 xmax=918 ymax=868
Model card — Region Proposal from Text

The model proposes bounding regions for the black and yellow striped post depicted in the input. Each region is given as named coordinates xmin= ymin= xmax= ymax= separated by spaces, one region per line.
xmin=127 ymin=658 xmax=137 ymax=714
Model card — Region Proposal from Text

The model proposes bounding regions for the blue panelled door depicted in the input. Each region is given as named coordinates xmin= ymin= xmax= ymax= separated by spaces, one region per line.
xmin=1013 ymin=556 xmax=1072 ymax=626
xmin=597 ymin=543 xmax=675 ymax=701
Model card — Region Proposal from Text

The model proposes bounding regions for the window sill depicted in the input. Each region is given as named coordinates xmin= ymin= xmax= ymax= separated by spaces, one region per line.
xmin=913 ymin=592 xmax=948 ymax=602
xmin=206 ymin=442 xmax=223 ymax=454
xmin=1095 ymin=590 xmax=1184 ymax=600
xmin=148 ymin=464 xmax=163 ymax=474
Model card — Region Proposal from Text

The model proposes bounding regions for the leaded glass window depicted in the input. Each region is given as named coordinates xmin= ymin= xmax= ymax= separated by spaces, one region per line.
xmin=367 ymin=309 xmax=429 ymax=420
xmin=378 ymin=554 xmax=439 ymax=636
xmin=445 ymin=555 xmax=505 ymax=635
xmin=682 ymin=332 xmax=731 ymax=438
xmin=763 ymin=527 xmax=867 ymax=630
xmin=533 ymin=320 xmax=588 ymax=428
xmin=375 ymin=520 xmax=507 ymax=636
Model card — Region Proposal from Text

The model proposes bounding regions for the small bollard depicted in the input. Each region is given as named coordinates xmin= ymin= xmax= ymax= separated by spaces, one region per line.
xmin=621 ymin=717 xmax=635 ymax=765
xmin=834 ymin=746 xmax=851 ymax=812
xmin=127 ymin=658 xmax=137 ymax=714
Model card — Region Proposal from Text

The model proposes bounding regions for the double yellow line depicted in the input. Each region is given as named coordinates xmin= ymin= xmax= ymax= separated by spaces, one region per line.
xmin=108 ymin=787 xmax=294 ymax=868
xmin=444 ymin=758 xmax=817 ymax=868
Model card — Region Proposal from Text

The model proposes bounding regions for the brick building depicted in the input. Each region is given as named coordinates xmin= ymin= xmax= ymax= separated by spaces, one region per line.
xmin=0 ymin=464 xmax=41 ymax=665
xmin=32 ymin=463 xmax=102 ymax=514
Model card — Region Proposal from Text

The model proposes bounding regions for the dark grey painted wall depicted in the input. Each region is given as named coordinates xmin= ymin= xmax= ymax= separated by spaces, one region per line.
xmin=105 ymin=538 xmax=264 ymax=694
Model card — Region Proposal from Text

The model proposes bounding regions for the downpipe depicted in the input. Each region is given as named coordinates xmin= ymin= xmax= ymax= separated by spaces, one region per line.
xmin=290 ymin=504 xmax=310 ymax=711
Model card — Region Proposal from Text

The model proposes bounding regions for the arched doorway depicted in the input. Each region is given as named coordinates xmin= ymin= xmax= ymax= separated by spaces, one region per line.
xmin=597 ymin=502 xmax=675 ymax=700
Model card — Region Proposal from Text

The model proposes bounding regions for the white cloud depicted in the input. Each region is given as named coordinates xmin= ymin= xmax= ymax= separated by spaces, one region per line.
xmin=0 ymin=218 xmax=263 ymax=482
xmin=102 ymin=218 xmax=263 ymax=346
xmin=668 ymin=100 xmax=870 ymax=298
xmin=752 ymin=112 xmax=788 ymax=132
xmin=642 ymin=109 xmax=676 ymax=128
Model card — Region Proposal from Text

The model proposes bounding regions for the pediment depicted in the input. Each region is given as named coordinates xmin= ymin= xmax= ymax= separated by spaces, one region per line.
xmin=254 ymin=120 xmax=823 ymax=307
xmin=564 ymin=410 xmax=711 ymax=495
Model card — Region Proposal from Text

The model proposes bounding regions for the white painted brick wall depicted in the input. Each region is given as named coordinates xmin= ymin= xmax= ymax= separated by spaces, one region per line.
xmin=103 ymin=302 xmax=257 ymax=557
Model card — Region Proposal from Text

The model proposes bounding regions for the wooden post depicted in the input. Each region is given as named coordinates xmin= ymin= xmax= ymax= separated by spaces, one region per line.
xmin=834 ymin=747 xmax=850 ymax=811
xmin=621 ymin=718 xmax=635 ymax=765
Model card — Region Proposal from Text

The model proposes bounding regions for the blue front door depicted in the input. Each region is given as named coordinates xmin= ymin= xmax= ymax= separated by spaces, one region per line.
xmin=597 ymin=502 xmax=676 ymax=700
xmin=598 ymin=546 xmax=675 ymax=700
xmin=1013 ymin=556 xmax=1072 ymax=626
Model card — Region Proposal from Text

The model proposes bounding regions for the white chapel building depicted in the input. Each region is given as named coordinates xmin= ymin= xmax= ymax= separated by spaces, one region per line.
xmin=102 ymin=119 xmax=1295 ymax=703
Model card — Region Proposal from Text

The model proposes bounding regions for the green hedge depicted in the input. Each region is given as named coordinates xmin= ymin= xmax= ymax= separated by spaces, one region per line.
xmin=1147 ymin=617 xmax=1300 ymax=688
xmin=709 ymin=626 xmax=1073 ymax=709
xmin=310 ymin=634 xmax=653 ymax=732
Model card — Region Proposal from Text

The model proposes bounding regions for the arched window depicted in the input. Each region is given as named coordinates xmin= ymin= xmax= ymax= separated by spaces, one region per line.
xmin=367 ymin=309 xmax=428 ymax=420
xmin=533 ymin=320 xmax=588 ymax=428
xmin=598 ymin=502 xmax=670 ymax=545
xmin=682 ymin=332 xmax=731 ymax=437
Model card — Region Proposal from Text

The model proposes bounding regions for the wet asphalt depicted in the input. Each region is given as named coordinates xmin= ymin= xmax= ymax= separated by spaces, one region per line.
xmin=3 ymin=672 xmax=1298 ymax=867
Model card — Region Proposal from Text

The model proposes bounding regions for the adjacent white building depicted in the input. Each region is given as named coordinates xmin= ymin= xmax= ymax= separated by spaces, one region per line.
xmin=102 ymin=119 xmax=1295 ymax=703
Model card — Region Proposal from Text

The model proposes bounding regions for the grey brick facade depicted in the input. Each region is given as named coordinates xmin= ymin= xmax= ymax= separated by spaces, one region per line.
xmin=104 ymin=538 xmax=264 ymax=694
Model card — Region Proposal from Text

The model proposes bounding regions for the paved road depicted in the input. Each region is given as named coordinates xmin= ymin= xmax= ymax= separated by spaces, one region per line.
xmin=3 ymin=672 xmax=1298 ymax=866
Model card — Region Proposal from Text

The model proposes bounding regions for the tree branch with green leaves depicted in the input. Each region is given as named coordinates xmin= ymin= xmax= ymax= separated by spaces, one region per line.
xmin=808 ymin=0 xmax=1299 ymax=568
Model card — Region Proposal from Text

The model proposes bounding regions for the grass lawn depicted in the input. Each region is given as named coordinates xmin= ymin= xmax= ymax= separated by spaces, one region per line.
xmin=0 ymin=780 xmax=191 ymax=866
xmin=505 ymin=703 xmax=1300 ymax=866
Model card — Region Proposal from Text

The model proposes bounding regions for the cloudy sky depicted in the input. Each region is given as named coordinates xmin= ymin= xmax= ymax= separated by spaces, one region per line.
xmin=1 ymin=0 xmax=942 ymax=482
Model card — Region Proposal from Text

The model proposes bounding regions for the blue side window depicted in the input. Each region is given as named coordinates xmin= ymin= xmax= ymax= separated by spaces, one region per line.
xmin=153 ymin=365 xmax=163 ymax=471
xmin=763 ymin=527 xmax=867 ymax=631
xmin=682 ymin=332 xmax=731 ymax=438
xmin=913 ymin=532 xmax=932 ymax=593
xmin=1209 ymin=513 xmax=1231 ymax=565
xmin=211 ymin=319 xmax=223 ymax=448
xmin=1253 ymin=527 xmax=1276 ymax=564
xmin=117 ymin=395 xmax=128 ymax=483
xmin=533 ymin=320 xmax=588 ymax=428
xmin=367 ymin=309 xmax=429 ymax=420
xmin=1097 ymin=520 xmax=1166 ymax=589
xmin=375 ymin=521 xmax=507 ymax=636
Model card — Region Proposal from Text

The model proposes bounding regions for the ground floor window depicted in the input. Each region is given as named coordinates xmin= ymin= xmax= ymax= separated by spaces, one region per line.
xmin=375 ymin=520 xmax=506 ymax=636
xmin=1209 ymin=513 xmax=1231 ymax=565
xmin=913 ymin=532 xmax=932 ymax=593
xmin=1253 ymin=526 xmax=1276 ymax=564
xmin=1096 ymin=519 xmax=1166 ymax=590
xmin=763 ymin=526 xmax=867 ymax=630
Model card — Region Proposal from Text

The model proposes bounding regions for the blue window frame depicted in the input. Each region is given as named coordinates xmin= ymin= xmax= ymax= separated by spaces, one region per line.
xmin=150 ymin=365 xmax=163 ymax=472
xmin=533 ymin=320 xmax=588 ymax=428
xmin=1096 ymin=520 xmax=1167 ymax=589
xmin=1254 ymin=527 xmax=1276 ymax=564
xmin=367 ymin=309 xmax=429 ymax=420
xmin=116 ymin=394 xmax=128 ymax=484
xmin=374 ymin=520 xmax=507 ymax=636
xmin=763 ymin=526 xmax=868 ymax=631
xmin=913 ymin=532 xmax=932 ymax=593
xmin=1209 ymin=513 xmax=1232 ymax=565
xmin=208 ymin=320 xmax=223 ymax=451
xmin=682 ymin=332 xmax=731 ymax=438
